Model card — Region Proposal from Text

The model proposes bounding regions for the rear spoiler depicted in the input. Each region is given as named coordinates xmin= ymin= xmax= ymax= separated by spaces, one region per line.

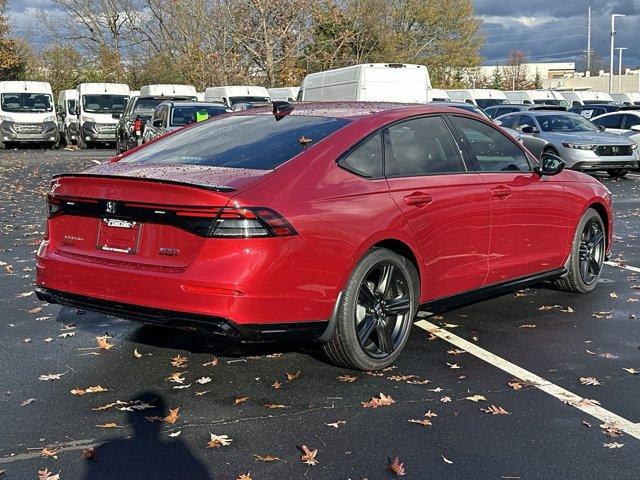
xmin=529 ymin=105 xmax=567 ymax=111
xmin=51 ymin=173 xmax=236 ymax=193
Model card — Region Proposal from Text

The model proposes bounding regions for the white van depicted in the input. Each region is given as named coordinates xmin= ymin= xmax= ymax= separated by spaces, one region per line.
xmin=196 ymin=92 xmax=205 ymax=102
xmin=56 ymin=89 xmax=78 ymax=145
xmin=139 ymin=84 xmax=197 ymax=100
xmin=559 ymin=91 xmax=615 ymax=107
xmin=504 ymin=90 xmax=568 ymax=107
xmin=430 ymin=89 xmax=451 ymax=102
xmin=268 ymin=87 xmax=300 ymax=102
xmin=0 ymin=81 xmax=58 ymax=148
xmin=299 ymin=63 xmax=431 ymax=103
xmin=76 ymin=83 xmax=130 ymax=148
xmin=445 ymin=89 xmax=510 ymax=109
xmin=204 ymin=86 xmax=271 ymax=109
xmin=611 ymin=93 xmax=640 ymax=106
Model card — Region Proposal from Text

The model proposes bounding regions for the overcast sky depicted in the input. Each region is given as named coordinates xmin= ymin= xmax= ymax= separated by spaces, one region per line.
xmin=7 ymin=0 xmax=640 ymax=68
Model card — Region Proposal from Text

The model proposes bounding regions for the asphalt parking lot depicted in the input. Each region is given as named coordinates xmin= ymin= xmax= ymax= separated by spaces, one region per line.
xmin=0 ymin=148 xmax=639 ymax=479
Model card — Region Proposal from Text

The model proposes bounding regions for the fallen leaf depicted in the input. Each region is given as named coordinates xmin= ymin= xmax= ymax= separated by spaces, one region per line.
xmin=440 ymin=396 xmax=452 ymax=403
xmin=336 ymin=374 xmax=357 ymax=382
xmin=21 ymin=398 xmax=35 ymax=407
xmin=519 ymin=324 xmax=536 ymax=329
xmin=481 ymin=405 xmax=510 ymax=415
xmin=236 ymin=473 xmax=252 ymax=480
xmin=286 ymin=371 xmax=300 ymax=381
xmin=406 ymin=378 xmax=431 ymax=385
xmin=609 ymin=292 xmax=618 ymax=298
xmin=362 ymin=393 xmax=395 ymax=408
xmin=82 ymin=447 xmax=97 ymax=460
xmin=254 ymin=454 xmax=282 ymax=462
xmin=389 ymin=374 xmax=417 ymax=382
xmin=171 ymin=355 xmax=188 ymax=368
xmin=41 ymin=447 xmax=58 ymax=459
xmin=16 ymin=290 xmax=33 ymax=298
xmin=37 ymin=469 xmax=60 ymax=480
xmin=407 ymin=418 xmax=432 ymax=427
xmin=96 ymin=336 xmax=114 ymax=351
xmin=173 ymin=384 xmax=191 ymax=390
xmin=207 ymin=433 xmax=233 ymax=448
xmin=264 ymin=403 xmax=288 ymax=409
xmin=299 ymin=135 xmax=313 ymax=145
xmin=39 ymin=372 xmax=67 ymax=381
xmin=325 ymin=420 xmax=346 ymax=428
xmin=96 ymin=422 xmax=122 ymax=428
xmin=70 ymin=385 xmax=108 ymax=396
xmin=538 ymin=304 xmax=562 ymax=311
xmin=579 ymin=377 xmax=601 ymax=386
xmin=29 ymin=306 xmax=43 ymax=314
xmin=441 ymin=455 xmax=453 ymax=464
xmin=446 ymin=362 xmax=460 ymax=369
xmin=168 ymin=431 xmax=181 ymax=437
xmin=234 ymin=396 xmax=249 ymax=405
xmin=196 ymin=376 xmax=211 ymax=385
xmin=58 ymin=331 xmax=76 ymax=338
xmin=424 ymin=410 xmax=438 ymax=417
xmin=447 ymin=349 xmax=466 ymax=355
xmin=388 ymin=456 xmax=406 ymax=476
xmin=604 ymin=442 xmax=624 ymax=449
xmin=202 ymin=358 xmax=219 ymax=367
xmin=465 ymin=394 xmax=487 ymax=402
xmin=166 ymin=372 xmax=187 ymax=384
xmin=272 ymin=380 xmax=282 ymax=389
xmin=164 ymin=407 xmax=180 ymax=424
xmin=300 ymin=445 xmax=318 ymax=466
xmin=132 ymin=349 xmax=142 ymax=358
xmin=622 ymin=368 xmax=638 ymax=375
xmin=600 ymin=422 xmax=623 ymax=437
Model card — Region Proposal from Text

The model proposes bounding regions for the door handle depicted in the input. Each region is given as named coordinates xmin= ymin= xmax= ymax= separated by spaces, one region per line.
xmin=404 ymin=192 xmax=433 ymax=207
xmin=490 ymin=186 xmax=512 ymax=198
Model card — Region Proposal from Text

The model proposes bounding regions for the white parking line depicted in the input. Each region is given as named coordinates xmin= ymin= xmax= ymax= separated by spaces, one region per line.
xmin=605 ymin=261 xmax=640 ymax=274
xmin=415 ymin=320 xmax=640 ymax=441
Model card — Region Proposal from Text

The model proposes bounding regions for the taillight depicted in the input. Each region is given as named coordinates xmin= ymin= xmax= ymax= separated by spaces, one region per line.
xmin=46 ymin=194 xmax=61 ymax=218
xmin=208 ymin=207 xmax=296 ymax=238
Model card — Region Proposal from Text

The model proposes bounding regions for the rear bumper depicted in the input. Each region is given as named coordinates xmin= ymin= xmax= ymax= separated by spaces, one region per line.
xmin=35 ymin=287 xmax=327 ymax=342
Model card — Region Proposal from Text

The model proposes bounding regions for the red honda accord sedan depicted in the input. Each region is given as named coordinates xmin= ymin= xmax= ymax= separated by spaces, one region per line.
xmin=36 ymin=102 xmax=612 ymax=370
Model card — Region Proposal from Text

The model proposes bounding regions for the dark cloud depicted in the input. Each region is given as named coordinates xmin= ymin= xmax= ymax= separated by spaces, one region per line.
xmin=476 ymin=0 xmax=640 ymax=67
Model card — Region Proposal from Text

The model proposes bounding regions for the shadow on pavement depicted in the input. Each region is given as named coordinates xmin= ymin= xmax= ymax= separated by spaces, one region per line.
xmin=83 ymin=391 xmax=211 ymax=480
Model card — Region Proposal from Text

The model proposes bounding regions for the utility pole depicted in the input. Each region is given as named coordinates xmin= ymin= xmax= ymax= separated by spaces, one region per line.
xmin=616 ymin=47 xmax=627 ymax=93
xmin=586 ymin=6 xmax=591 ymax=73
xmin=609 ymin=14 xmax=625 ymax=93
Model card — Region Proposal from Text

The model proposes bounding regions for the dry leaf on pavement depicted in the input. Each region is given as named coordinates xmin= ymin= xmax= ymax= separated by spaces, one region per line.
xmin=388 ymin=457 xmax=406 ymax=476
xmin=70 ymin=385 xmax=108 ymax=396
xmin=465 ymin=395 xmax=487 ymax=402
xmin=300 ymin=445 xmax=318 ymax=466
xmin=166 ymin=372 xmax=186 ymax=384
xmin=82 ymin=447 xmax=97 ymax=460
xmin=164 ymin=408 xmax=180 ymax=424
xmin=481 ymin=405 xmax=510 ymax=415
xmin=604 ymin=442 xmax=624 ymax=448
xmin=441 ymin=455 xmax=453 ymax=464
xmin=171 ymin=355 xmax=188 ymax=368
xmin=41 ymin=448 xmax=58 ymax=459
xmin=336 ymin=374 xmax=357 ymax=382
xmin=254 ymin=454 xmax=283 ymax=462
xmin=37 ymin=469 xmax=60 ymax=480
xmin=236 ymin=473 xmax=252 ymax=480
xmin=600 ymin=422 xmax=623 ymax=437
xmin=96 ymin=422 xmax=123 ymax=428
xmin=234 ymin=396 xmax=249 ymax=405
xmin=362 ymin=393 xmax=395 ymax=408
xmin=407 ymin=419 xmax=432 ymax=427
xmin=96 ymin=335 xmax=114 ymax=350
xmin=202 ymin=358 xmax=219 ymax=367
xmin=286 ymin=371 xmax=300 ymax=381
xmin=622 ymin=368 xmax=638 ymax=375
xmin=579 ymin=377 xmax=601 ymax=386
xmin=207 ymin=433 xmax=233 ymax=448
xmin=39 ymin=372 xmax=67 ymax=381
xmin=325 ymin=421 xmax=346 ymax=428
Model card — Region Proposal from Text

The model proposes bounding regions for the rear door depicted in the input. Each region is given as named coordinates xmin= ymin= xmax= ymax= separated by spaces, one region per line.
xmin=384 ymin=115 xmax=491 ymax=300
xmin=592 ymin=113 xmax=625 ymax=134
xmin=450 ymin=115 xmax=569 ymax=284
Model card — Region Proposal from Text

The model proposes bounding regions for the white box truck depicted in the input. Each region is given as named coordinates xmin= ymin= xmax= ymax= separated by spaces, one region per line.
xmin=267 ymin=87 xmax=300 ymax=102
xmin=56 ymin=89 xmax=78 ymax=145
xmin=504 ymin=90 xmax=568 ymax=107
xmin=559 ymin=91 xmax=615 ymax=107
xmin=76 ymin=83 xmax=130 ymax=148
xmin=445 ymin=89 xmax=510 ymax=109
xmin=139 ymin=84 xmax=197 ymax=100
xmin=299 ymin=63 xmax=432 ymax=103
xmin=204 ymin=86 xmax=271 ymax=109
xmin=611 ymin=93 xmax=640 ymax=105
xmin=0 ymin=81 xmax=59 ymax=148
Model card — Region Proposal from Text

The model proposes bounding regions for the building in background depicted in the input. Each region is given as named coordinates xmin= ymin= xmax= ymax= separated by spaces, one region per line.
xmin=478 ymin=62 xmax=576 ymax=80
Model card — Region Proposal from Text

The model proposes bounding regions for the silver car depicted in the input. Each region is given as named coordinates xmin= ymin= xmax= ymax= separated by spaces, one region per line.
xmin=496 ymin=110 xmax=639 ymax=178
xmin=143 ymin=101 xmax=231 ymax=143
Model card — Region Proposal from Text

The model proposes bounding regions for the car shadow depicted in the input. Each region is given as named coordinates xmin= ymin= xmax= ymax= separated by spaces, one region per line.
xmin=82 ymin=391 xmax=212 ymax=479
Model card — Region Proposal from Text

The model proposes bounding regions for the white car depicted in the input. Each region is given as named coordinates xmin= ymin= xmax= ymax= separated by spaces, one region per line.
xmin=591 ymin=110 xmax=640 ymax=145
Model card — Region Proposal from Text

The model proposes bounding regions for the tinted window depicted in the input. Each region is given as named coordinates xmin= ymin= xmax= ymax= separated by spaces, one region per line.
xmin=122 ymin=114 xmax=349 ymax=170
xmin=229 ymin=96 xmax=271 ymax=106
xmin=516 ymin=115 xmax=537 ymax=131
xmin=538 ymin=114 xmax=599 ymax=132
xmin=452 ymin=116 xmax=530 ymax=172
xmin=82 ymin=94 xmax=129 ymax=114
xmin=133 ymin=98 xmax=164 ymax=116
xmin=593 ymin=114 xmax=623 ymax=129
xmin=338 ymin=133 xmax=383 ymax=178
xmin=496 ymin=114 xmax=518 ymax=129
xmin=170 ymin=106 xmax=229 ymax=126
xmin=67 ymin=99 xmax=76 ymax=113
xmin=385 ymin=116 xmax=465 ymax=176
xmin=621 ymin=114 xmax=640 ymax=130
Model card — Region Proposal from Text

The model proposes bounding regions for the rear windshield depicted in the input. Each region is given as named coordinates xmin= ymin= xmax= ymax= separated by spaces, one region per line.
xmin=170 ymin=105 xmax=230 ymax=125
xmin=121 ymin=114 xmax=350 ymax=170
xmin=475 ymin=98 xmax=508 ymax=109
xmin=229 ymin=96 xmax=271 ymax=106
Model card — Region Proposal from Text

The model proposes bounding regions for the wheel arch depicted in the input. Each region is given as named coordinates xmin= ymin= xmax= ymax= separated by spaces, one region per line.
xmin=587 ymin=201 xmax=611 ymax=251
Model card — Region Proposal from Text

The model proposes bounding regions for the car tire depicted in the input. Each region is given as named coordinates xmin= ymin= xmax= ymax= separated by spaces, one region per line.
xmin=322 ymin=248 xmax=420 ymax=371
xmin=606 ymin=169 xmax=628 ymax=179
xmin=554 ymin=208 xmax=605 ymax=293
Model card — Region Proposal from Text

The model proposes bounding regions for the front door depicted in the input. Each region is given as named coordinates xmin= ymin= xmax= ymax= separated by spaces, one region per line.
xmin=384 ymin=115 xmax=491 ymax=300
xmin=450 ymin=115 xmax=569 ymax=285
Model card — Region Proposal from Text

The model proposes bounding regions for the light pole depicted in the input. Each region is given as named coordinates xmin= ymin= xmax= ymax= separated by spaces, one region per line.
xmin=609 ymin=14 xmax=625 ymax=93
xmin=616 ymin=47 xmax=627 ymax=93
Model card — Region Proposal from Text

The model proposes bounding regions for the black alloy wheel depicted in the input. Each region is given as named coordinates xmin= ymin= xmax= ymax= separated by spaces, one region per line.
xmin=578 ymin=217 xmax=605 ymax=286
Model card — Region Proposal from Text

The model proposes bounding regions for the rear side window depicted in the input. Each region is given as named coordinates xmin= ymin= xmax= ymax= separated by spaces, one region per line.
xmin=593 ymin=114 xmax=622 ymax=129
xmin=452 ymin=116 xmax=531 ymax=172
xmin=385 ymin=116 xmax=465 ymax=176
xmin=338 ymin=133 xmax=383 ymax=178
xmin=122 ymin=114 xmax=350 ymax=170
xmin=496 ymin=114 xmax=517 ymax=129
xmin=622 ymin=114 xmax=640 ymax=130
xmin=516 ymin=115 xmax=536 ymax=131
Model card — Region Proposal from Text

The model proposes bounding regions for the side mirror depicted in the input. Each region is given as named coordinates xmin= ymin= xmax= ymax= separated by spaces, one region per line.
xmin=536 ymin=152 xmax=565 ymax=176
xmin=597 ymin=124 xmax=606 ymax=132
xmin=75 ymin=106 xmax=80 ymax=116
xmin=112 ymin=113 xmax=121 ymax=120
xmin=521 ymin=125 xmax=539 ymax=134
xmin=272 ymin=101 xmax=294 ymax=121
xmin=630 ymin=125 xmax=640 ymax=132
